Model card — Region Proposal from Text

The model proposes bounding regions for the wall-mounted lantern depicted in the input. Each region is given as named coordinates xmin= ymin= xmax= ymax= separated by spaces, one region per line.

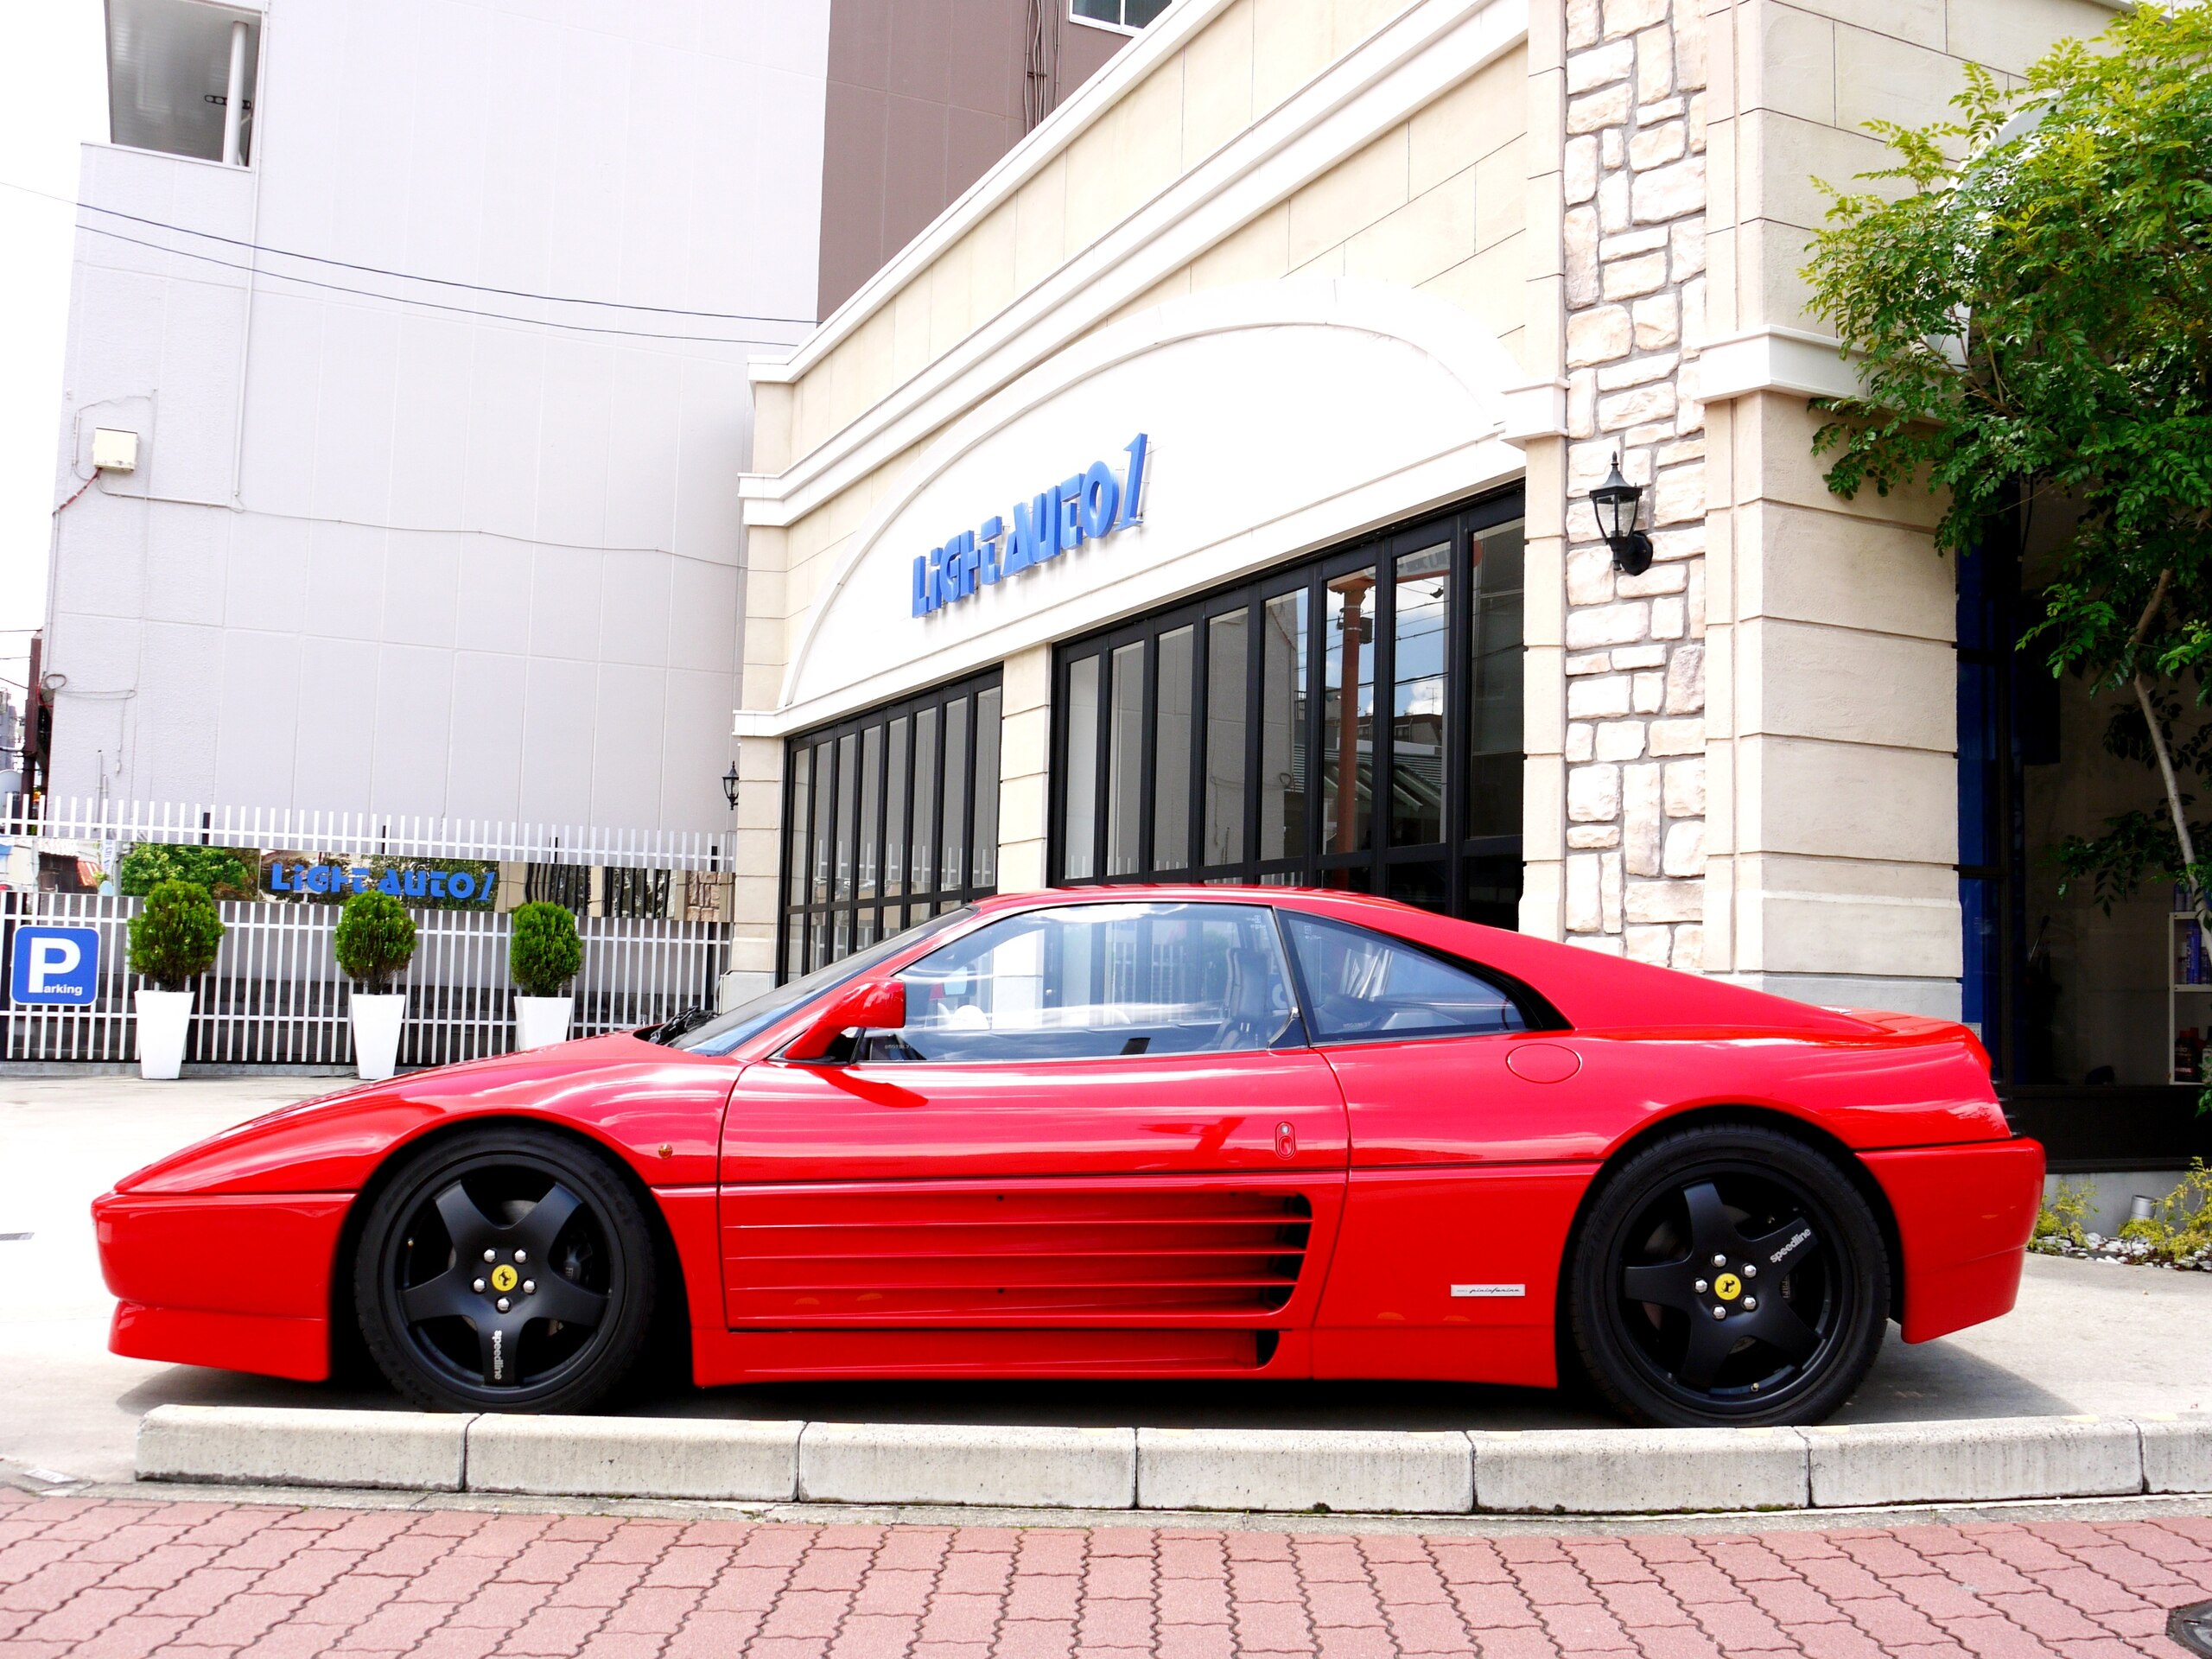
xmin=1588 ymin=454 xmax=1654 ymax=576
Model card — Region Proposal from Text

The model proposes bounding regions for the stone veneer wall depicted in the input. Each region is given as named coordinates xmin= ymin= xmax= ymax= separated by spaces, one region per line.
xmin=1555 ymin=0 xmax=1708 ymax=965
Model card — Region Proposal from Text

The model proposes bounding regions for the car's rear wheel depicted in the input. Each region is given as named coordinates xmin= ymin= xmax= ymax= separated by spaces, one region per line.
xmin=353 ymin=1126 xmax=654 ymax=1413
xmin=1568 ymin=1124 xmax=1888 ymax=1427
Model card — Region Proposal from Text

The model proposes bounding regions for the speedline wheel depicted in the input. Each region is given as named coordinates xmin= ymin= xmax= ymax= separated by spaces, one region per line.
xmin=353 ymin=1125 xmax=655 ymax=1413
xmin=1568 ymin=1124 xmax=1889 ymax=1427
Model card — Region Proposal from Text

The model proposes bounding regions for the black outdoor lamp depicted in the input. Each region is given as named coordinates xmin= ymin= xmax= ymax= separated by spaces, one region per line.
xmin=1589 ymin=453 xmax=1654 ymax=576
xmin=720 ymin=760 xmax=741 ymax=813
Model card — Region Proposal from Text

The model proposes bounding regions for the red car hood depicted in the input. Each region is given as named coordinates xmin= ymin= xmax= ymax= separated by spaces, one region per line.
xmin=109 ymin=1032 xmax=687 ymax=1195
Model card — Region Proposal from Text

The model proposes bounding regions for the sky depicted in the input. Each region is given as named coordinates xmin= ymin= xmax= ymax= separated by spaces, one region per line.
xmin=0 ymin=0 xmax=108 ymax=766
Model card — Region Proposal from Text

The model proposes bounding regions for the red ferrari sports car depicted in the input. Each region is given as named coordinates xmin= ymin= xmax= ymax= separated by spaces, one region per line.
xmin=94 ymin=888 xmax=2042 ymax=1427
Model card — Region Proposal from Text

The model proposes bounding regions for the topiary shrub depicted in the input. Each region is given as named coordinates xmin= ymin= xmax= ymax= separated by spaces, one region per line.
xmin=128 ymin=879 xmax=226 ymax=992
xmin=335 ymin=890 xmax=417 ymax=993
xmin=510 ymin=901 xmax=582 ymax=998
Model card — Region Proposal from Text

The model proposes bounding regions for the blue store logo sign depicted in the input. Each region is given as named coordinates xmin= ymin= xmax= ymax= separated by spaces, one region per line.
xmin=912 ymin=433 xmax=1148 ymax=617
xmin=267 ymin=862 xmax=496 ymax=903
xmin=10 ymin=925 xmax=100 ymax=1006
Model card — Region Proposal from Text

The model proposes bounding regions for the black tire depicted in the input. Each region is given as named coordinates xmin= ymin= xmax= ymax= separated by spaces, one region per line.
xmin=1567 ymin=1124 xmax=1888 ymax=1427
xmin=353 ymin=1125 xmax=655 ymax=1413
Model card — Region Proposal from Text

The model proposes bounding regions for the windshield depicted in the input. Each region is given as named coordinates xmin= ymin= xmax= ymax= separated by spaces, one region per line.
xmin=664 ymin=907 xmax=974 ymax=1057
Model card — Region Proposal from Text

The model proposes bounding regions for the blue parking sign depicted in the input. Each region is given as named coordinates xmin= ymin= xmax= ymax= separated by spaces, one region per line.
xmin=10 ymin=926 xmax=101 ymax=1006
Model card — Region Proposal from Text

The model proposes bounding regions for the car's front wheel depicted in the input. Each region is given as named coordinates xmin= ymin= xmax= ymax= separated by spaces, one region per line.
xmin=1567 ymin=1124 xmax=1889 ymax=1427
xmin=353 ymin=1125 xmax=655 ymax=1413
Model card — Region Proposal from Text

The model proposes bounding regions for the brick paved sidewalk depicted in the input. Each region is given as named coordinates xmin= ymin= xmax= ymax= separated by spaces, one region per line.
xmin=1 ymin=1490 xmax=2207 ymax=1659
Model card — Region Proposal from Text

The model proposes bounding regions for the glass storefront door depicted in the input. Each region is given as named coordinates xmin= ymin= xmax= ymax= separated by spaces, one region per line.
xmin=1050 ymin=491 xmax=1525 ymax=925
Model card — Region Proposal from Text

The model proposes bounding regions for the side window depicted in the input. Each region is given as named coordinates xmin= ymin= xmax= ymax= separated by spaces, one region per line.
xmin=874 ymin=902 xmax=1297 ymax=1062
xmin=1281 ymin=912 xmax=1528 ymax=1042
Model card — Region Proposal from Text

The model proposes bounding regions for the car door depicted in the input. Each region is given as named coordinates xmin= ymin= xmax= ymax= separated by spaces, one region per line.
xmin=718 ymin=899 xmax=1350 ymax=1372
xmin=1284 ymin=908 xmax=1599 ymax=1385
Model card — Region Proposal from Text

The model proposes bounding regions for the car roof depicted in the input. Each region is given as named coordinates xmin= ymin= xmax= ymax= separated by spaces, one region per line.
xmin=957 ymin=887 xmax=1879 ymax=1038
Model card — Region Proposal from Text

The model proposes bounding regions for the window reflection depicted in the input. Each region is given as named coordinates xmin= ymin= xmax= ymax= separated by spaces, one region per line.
xmin=1046 ymin=498 xmax=1522 ymax=926
xmin=1154 ymin=626 xmax=1194 ymax=872
xmin=1205 ymin=611 xmax=1249 ymax=867
xmin=1324 ymin=569 xmax=1376 ymax=855
xmin=1261 ymin=591 xmax=1308 ymax=861
xmin=1392 ymin=543 xmax=1449 ymax=848
xmin=779 ymin=673 xmax=1001 ymax=982
xmin=1468 ymin=520 xmax=1526 ymax=842
xmin=1064 ymin=657 xmax=1100 ymax=880
xmin=1106 ymin=643 xmax=1143 ymax=876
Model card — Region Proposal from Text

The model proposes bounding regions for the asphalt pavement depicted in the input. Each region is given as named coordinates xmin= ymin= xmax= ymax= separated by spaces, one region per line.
xmin=7 ymin=1075 xmax=2211 ymax=1490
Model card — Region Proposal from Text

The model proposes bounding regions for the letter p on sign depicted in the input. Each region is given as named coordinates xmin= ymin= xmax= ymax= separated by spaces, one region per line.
xmin=10 ymin=925 xmax=101 ymax=1006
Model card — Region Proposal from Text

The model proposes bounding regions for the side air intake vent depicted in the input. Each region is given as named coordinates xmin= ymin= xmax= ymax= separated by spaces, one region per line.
xmin=725 ymin=1186 xmax=1315 ymax=1324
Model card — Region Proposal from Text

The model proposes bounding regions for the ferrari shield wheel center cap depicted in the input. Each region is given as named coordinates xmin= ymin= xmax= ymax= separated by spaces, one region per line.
xmin=1713 ymin=1272 xmax=1742 ymax=1301
xmin=490 ymin=1264 xmax=518 ymax=1294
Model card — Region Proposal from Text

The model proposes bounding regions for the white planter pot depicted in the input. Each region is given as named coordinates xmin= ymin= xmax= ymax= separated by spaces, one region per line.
xmin=350 ymin=992 xmax=407 ymax=1081
xmin=515 ymin=995 xmax=573 ymax=1052
xmin=135 ymin=988 xmax=194 ymax=1081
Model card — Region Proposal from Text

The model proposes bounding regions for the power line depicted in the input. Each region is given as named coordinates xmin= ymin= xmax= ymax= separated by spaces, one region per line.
xmin=73 ymin=223 xmax=806 ymax=346
xmin=0 ymin=175 xmax=817 ymax=327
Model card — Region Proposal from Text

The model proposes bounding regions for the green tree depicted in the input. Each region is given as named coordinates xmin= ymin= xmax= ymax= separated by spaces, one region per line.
xmin=509 ymin=901 xmax=582 ymax=998
xmin=128 ymin=879 xmax=226 ymax=991
xmin=1802 ymin=4 xmax=2212 ymax=1098
xmin=334 ymin=890 xmax=417 ymax=992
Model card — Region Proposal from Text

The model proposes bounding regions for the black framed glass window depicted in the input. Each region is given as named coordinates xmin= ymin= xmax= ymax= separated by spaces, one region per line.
xmin=780 ymin=668 xmax=1001 ymax=981
xmin=1050 ymin=491 xmax=1525 ymax=925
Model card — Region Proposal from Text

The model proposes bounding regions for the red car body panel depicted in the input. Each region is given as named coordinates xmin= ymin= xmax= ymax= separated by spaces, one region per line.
xmin=91 ymin=887 xmax=2043 ymax=1398
xmin=1863 ymin=1140 xmax=2044 ymax=1341
xmin=98 ymin=1192 xmax=348 ymax=1381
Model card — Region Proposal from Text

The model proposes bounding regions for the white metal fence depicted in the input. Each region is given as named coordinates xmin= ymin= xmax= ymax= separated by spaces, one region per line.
xmin=2 ymin=798 xmax=732 ymax=1068
xmin=12 ymin=798 xmax=731 ymax=870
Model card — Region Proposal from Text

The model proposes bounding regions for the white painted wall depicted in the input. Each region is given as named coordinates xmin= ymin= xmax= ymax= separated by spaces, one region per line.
xmin=43 ymin=0 xmax=831 ymax=833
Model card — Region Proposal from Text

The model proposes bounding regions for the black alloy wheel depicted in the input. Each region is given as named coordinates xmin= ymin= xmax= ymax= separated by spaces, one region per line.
xmin=353 ymin=1126 xmax=655 ymax=1413
xmin=1568 ymin=1124 xmax=1889 ymax=1427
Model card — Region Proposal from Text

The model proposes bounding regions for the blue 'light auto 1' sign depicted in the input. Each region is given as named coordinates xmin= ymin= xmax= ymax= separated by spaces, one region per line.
xmin=912 ymin=433 xmax=1148 ymax=617
xmin=10 ymin=925 xmax=100 ymax=1006
xmin=267 ymin=863 xmax=496 ymax=902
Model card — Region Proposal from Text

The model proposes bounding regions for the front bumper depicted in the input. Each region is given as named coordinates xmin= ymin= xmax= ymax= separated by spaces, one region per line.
xmin=93 ymin=1189 xmax=352 ymax=1382
xmin=1861 ymin=1137 xmax=2044 ymax=1344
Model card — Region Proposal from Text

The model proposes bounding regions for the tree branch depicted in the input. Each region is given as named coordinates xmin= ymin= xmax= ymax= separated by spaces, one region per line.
xmin=2125 ymin=569 xmax=2200 ymax=912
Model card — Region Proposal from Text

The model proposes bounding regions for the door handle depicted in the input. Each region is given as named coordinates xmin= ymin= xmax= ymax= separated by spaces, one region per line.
xmin=1275 ymin=1121 xmax=1296 ymax=1160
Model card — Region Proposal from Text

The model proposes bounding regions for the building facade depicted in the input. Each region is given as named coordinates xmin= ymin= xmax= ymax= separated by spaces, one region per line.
xmin=729 ymin=0 xmax=2176 ymax=1175
xmin=38 ymin=0 xmax=1138 ymax=836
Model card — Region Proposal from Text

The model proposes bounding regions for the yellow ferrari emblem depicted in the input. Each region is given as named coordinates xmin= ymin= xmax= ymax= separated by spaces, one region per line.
xmin=1713 ymin=1272 xmax=1742 ymax=1301
xmin=490 ymin=1264 xmax=518 ymax=1294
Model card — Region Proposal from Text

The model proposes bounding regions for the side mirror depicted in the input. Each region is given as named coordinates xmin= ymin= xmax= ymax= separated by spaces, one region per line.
xmin=783 ymin=978 xmax=906 ymax=1062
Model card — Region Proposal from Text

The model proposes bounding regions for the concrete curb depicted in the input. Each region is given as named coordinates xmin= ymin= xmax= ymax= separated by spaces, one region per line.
xmin=133 ymin=1407 xmax=2212 ymax=1516
xmin=467 ymin=1415 xmax=804 ymax=1502
xmin=1137 ymin=1427 xmax=1473 ymax=1515
xmin=1472 ymin=1427 xmax=1808 ymax=1514
xmin=137 ymin=1406 xmax=467 ymax=1492
xmin=800 ymin=1422 xmax=1136 ymax=1509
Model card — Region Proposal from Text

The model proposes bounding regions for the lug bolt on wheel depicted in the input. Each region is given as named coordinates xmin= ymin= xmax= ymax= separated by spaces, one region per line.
xmin=515 ymin=1249 xmax=528 ymax=1263
xmin=1694 ymin=1279 xmax=1708 ymax=1294
xmin=1744 ymin=1295 xmax=1758 ymax=1311
xmin=496 ymin=1297 xmax=510 ymax=1312
xmin=482 ymin=1249 xmax=496 ymax=1262
xmin=523 ymin=1281 xmax=535 ymax=1294
xmin=472 ymin=1279 xmax=486 ymax=1293
xmin=1711 ymin=1306 xmax=1727 ymax=1320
